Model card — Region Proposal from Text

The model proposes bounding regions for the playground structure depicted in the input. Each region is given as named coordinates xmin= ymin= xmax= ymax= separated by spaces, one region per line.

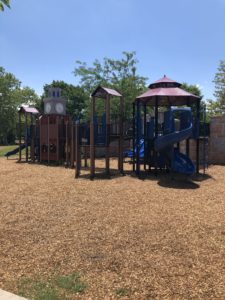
xmin=74 ymin=86 xmax=124 ymax=179
xmin=131 ymin=75 xmax=203 ymax=176
xmin=4 ymin=76 xmax=208 ymax=179
xmin=4 ymin=106 xmax=39 ymax=161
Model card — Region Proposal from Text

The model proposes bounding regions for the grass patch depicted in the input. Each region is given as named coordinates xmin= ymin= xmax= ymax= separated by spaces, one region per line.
xmin=18 ymin=272 xmax=87 ymax=300
xmin=115 ymin=287 xmax=130 ymax=297
xmin=55 ymin=272 xmax=87 ymax=294
xmin=0 ymin=145 xmax=17 ymax=157
xmin=0 ymin=145 xmax=28 ymax=158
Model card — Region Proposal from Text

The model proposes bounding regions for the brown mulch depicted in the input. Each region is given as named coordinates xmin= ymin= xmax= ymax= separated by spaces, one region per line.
xmin=0 ymin=158 xmax=225 ymax=299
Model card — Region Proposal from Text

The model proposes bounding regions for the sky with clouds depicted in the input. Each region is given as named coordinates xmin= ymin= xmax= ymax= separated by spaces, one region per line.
xmin=0 ymin=0 xmax=224 ymax=99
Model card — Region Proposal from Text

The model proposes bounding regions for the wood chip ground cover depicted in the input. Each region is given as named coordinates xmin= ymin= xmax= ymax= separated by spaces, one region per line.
xmin=0 ymin=158 xmax=225 ymax=299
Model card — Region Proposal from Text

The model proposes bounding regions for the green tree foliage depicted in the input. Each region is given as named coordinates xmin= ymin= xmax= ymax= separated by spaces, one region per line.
xmin=181 ymin=82 xmax=202 ymax=98
xmin=43 ymin=80 xmax=87 ymax=120
xmin=0 ymin=0 xmax=10 ymax=11
xmin=211 ymin=60 xmax=225 ymax=115
xmin=73 ymin=51 xmax=148 ymax=120
xmin=180 ymin=82 xmax=209 ymax=122
xmin=0 ymin=67 xmax=39 ymax=144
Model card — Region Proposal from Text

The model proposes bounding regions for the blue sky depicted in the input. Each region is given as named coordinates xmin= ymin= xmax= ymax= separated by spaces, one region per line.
xmin=1 ymin=0 xmax=224 ymax=99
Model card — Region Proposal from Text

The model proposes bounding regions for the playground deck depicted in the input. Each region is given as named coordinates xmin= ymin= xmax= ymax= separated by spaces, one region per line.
xmin=0 ymin=158 xmax=225 ymax=299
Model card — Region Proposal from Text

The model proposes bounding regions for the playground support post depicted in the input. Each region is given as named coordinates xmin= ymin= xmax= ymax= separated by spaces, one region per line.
xmin=18 ymin=112 xmax=22 ymax=162
xmin=154 ymin=97 xmax=159 ymax=175
xmin=203 ymin=103 xmax=206 ymax=174
xmin=30 ymin=114 xmax=35 ymax=162
xmin=143 ymin=104 xmax=147 ymax=171
xmin=47 ymin=115 xmax=50 ymax=165
xmin=196 ymin=99 xmax=200 ymax=174
xmin=39 ymin=117 xmax=42 ymax=162
xmin=135 ymin=100 xmax=140 ymax=176
xmin=186 ymin=100 xmax=190 ymax=156
xmin=75 ymin=122 xmax=80 ymax=178
xmin=132 ymin=103 xmax=135 ymax=172
xmin=25 ymin=112 xmax=28 ymax=162
xmin=118 ymin=96 xmax=124 ymax=174
xmin=70 ymin=123 xmax=74 ymax=168
xmin=90 ymin=96 xmax=95 ymax=179
xmin=105 ymin=93 xmax=110 ymax=175
xmin=65 ymin=121 xmax=69 ymax=167
xmin=56 ymin=116 xmax=59 ymax=162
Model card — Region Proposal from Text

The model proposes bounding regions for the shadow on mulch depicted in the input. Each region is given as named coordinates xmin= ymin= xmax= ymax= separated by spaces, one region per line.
xmin=191 ymin=172 xmax=214 ymax=182
xmin=76 ymin=169 xmax=127 ymax=180
xmin=157 ymin=177 xmax=200 ymax=189
xmin=134 ymin=171 xmax=202 ymax=189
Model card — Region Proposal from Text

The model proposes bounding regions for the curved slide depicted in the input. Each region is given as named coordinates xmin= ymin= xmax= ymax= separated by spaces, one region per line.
xmin=154 ymin=126 xmax=195 ymax=175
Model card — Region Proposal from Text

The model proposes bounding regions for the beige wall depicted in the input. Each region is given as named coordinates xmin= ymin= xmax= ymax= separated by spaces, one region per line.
xmin=209 ymin=115 xmax=225 ymax=164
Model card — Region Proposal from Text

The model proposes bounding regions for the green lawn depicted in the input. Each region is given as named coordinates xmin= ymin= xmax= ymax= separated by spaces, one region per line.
xmin=0 ymin=145 xmax=17 ymax=157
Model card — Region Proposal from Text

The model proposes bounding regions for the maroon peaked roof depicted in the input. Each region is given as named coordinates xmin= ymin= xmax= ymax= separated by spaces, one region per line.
xmin=91 ymin=86 xmax=122 ymax=98
xmin=136 ymin=75 xmax=200 ymax=106
xmin=148 ymin=75 xmax=181 ymax=88
xmin=19 ymin=106 xmax=39 ymax=114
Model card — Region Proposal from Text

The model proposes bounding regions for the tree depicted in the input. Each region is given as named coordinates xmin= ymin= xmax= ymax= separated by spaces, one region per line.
xmin=212 ymin=60 xmax=225 ymax=114
xmin=181 ymin=82 xmax=202 ymax=98
xmin=73 ymin=51 xmax=148 ymax=120
xmin=0 ymin=0 xmax=10 ymax=11
xmin=180 ymin=82 xmax=211 ymax=122
xmin=42 ymin=80 xmax=87 ymax=120
xmin=0 ymin=67 xmax=39 ymax=144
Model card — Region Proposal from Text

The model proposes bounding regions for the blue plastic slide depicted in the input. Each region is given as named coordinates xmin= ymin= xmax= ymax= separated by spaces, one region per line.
xmin=4 ymin=144 xmax=26 ymax=157
xmin=172 ymin=149 xmax=195 ymax=175
xmin=124 ymin=139 xmax=144 ymax=158
xmin=154 ymin=108 xmax=195 ymax=175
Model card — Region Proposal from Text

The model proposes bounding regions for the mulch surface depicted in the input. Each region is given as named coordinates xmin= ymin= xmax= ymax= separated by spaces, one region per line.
xmin=0 ymin=158 xmax=225 ymax=299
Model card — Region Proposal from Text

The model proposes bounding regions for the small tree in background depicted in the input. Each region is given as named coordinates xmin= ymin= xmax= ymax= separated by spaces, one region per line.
xmin=0 ymin=0 xmax=10 ymax=11
xmin=73 ymin=51 xmax=148 ymax=120
xmin=0 ymin=67 xmax=39 ymax=144
xmin=212 ymin=60 xmax=225 ymax=114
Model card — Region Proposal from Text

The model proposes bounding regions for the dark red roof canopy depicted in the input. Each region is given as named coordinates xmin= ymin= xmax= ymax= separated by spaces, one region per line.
xmin=91 ymin=86 xmax=122 ymax=99
xmin=136 ymin=75 xmax=200 ymax=106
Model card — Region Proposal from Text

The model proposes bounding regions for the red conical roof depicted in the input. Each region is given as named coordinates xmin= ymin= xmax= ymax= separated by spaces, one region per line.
xmin=148 ymin=75 xmax=181 ymax=89
xmin=136 ymin=75 xmax=201 ymax=106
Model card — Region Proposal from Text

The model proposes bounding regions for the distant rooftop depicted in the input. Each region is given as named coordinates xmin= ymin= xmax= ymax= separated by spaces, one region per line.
xmin=19 ymin=106 xmax=39 ymax=114
xmin=91 ymin=86 xmax=122 ymax=98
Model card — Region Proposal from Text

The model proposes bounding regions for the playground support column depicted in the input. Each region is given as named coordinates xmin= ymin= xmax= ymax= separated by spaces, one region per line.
xmin=70 ymin=123 xmax=74 ymax=168
xmin=132 ymin=103 xmax=135 ymax=172
xmin=203 ymin=104 xmax=206 ymax=174
xmin=186 ymin=139 xmax=190 ymax=156
xmin=31 ymin=114 xmax=35 ymax=162
xmin=154 ymin=97 xmax=159 ymax=175
xmin=118 ymin=96 xmax=124 ymax=174
xmin=75 ymin=122 xmax=80 ymax=178
xmin=18 ymin=112 xmax=22 ymax=162
xmin=135 ymin=100 xmax=140 ymax=176
xmin=143 ymin=104 xmax=147 ymax=171
xmin=56 ymin=116 xmax=59 ymax=162
xmin=25 ymin=112 xmax=28 ymax=162
xmin=39 ymin=117 xmax=42 ymax=162
xmin=196 ymin=99 xmax=200 ymax=174
xmin=186 ymin=99 xmax=190 ymax=157
xmin=90 ymin=96 xmax=95 ymax=179
xmin=47 ymin=115 xmax=50 ymax=165
xmin=105 ymin=94 xmax=110 ymax=175
xmin=66 ymin=121 xmax=68 ymax=167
